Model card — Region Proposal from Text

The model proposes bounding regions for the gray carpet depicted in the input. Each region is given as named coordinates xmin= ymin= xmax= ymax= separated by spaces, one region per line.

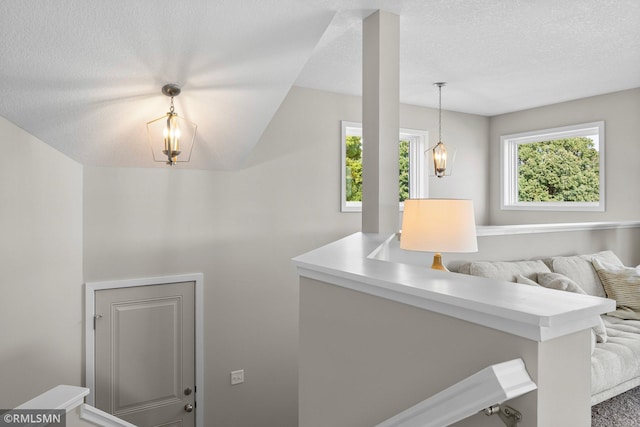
xmin=592 ymin=386 xmax=640 ymax=426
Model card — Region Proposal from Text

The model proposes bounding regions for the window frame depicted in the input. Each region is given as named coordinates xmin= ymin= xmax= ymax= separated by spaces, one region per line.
xmin=500 ymin=121 xmax=605 ymax=211
xmin=341 ymin=121 xmax=427 ymax=213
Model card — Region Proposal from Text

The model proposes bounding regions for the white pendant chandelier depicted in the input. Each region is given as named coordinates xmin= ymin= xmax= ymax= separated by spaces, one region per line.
xmin=146 ymin=84 xmax=197 ymax=166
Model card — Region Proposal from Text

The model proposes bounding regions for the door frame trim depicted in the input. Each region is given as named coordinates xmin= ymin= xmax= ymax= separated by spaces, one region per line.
xmin=85 ymin=273 xmax=204 ymax=427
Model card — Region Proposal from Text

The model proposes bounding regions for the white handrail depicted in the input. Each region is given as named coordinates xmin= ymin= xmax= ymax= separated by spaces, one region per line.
xmin=15 ymin=385 xmax=136 ymax=427
xmin=80 ymin=404 xmax=137 ymax=427
xmin=16 ymin=385 xmax=89 ymax=412
xmin=375 ymin=359 xmax=536 ymax=427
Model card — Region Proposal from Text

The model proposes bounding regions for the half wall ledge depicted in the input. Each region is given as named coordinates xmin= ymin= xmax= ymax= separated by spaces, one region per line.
xmin=292 ymin=232 xmax=615 ymax=342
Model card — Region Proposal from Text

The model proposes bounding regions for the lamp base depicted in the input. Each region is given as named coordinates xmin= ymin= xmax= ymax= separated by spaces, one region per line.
xmin=431 ymin=253 xmax=449 ymax=272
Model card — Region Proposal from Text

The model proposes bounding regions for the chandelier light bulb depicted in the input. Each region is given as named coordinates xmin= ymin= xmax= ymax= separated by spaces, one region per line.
xmin=433 ymin=141 xmax=447 ymax=178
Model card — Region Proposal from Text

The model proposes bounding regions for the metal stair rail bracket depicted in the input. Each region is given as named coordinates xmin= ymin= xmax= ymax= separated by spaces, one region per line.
xmin=483 ymin=404 xmax=523 ymax=427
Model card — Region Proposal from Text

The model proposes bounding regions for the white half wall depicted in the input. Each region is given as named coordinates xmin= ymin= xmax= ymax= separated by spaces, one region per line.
xmin=299 ymin=277 xmax=592 ymax=427
xmin=0 ymin=116 xmax=83 ymax=407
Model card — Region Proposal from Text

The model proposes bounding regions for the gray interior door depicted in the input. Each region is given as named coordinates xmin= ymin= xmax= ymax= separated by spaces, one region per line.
xmin=94 ymin=281 xmax=196 ymax=427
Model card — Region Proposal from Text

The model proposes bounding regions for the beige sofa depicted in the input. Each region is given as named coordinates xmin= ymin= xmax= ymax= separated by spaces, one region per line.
xmin=450 ymin=251 xmax=640 ymax=405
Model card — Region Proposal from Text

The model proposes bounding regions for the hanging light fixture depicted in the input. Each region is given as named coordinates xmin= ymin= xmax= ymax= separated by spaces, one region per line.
xmin=428 ymin=82 xmax=456 ymax=178
xmin=146 ymin=84 xmax=197 ymax=166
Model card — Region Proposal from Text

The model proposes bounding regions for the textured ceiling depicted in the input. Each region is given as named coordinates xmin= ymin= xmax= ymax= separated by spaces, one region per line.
xmin=1 ymin=0 xmax=639 ymax=170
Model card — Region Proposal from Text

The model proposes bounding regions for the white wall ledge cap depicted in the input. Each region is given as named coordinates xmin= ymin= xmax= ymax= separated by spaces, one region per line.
xmin=16 ymin=385 xmax=89 ymax=413
xmin=293 ymin=232 xmax=615 ymax=342
xmin=476 ymin=220 xmax=640 ymax=236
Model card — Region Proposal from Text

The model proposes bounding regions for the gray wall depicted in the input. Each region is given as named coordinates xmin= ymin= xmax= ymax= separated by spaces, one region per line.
xmin=299 ymin=277 xmax=591 ymax=427
xmin=403 ymin=101 xmax=490 ymax=222
xmin=0 ymin=117 xmax=84 ymax=407
xmin=379 ymin=227 xmax=640 ymax=270
xmin=83 ymin=86 xmax=489 ymax=426
xmin=2 ymin=84 xmax=637 ymax=424
xmin=471 ymin=227 xmax=640 ymax=266
xmin=489 ymin=88 xmax=640 ymax=225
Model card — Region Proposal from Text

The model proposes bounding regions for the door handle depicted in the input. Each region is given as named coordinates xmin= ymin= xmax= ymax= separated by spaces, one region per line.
xmin=184 ymin=403 xmax=194 ymax=413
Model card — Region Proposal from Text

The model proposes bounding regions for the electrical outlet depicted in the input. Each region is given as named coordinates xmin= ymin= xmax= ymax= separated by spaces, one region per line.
xmin=231 ymin=369 xmax=244 ymax=385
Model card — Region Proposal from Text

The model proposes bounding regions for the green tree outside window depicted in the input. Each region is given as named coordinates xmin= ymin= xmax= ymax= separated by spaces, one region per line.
xmin=345 ymin=137 xmax=410 ymax=203
xmin=517 ymin=137 xmax=599 ymax=202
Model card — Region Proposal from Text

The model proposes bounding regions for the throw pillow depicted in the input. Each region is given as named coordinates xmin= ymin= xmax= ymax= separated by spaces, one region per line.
xmin=592 ymin=259 xmax=640 ymax=316
xmin=515 ymin=274 xmax=540 ymax=287
xmin=545 ymin=251 xmax=624 ymax=298
xmin=537 ymin=272 xmax=608 ymax=343
xmin=537 ymin=272 xmax=587 ymax=294
xmin=468 ymin=260 xmax=550 ymax=282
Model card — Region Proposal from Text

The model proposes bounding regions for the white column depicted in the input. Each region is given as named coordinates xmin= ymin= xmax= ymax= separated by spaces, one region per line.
xmin=361 ymin=10 xmax=400 ymax=235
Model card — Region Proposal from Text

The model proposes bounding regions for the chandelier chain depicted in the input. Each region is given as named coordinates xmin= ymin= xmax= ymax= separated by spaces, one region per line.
xmin=169 ymin=97 xmax=175 ymax=114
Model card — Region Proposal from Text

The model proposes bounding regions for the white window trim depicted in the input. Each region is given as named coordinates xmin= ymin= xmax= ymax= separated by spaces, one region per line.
xmin=500 ymin=121 xmax=605 ymax=211
xmin=341 ymin=121 xmax=427 ymax=213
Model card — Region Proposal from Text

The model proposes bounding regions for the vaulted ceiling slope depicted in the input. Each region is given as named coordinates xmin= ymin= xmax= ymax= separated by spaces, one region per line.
xmin=1 ymin=1 xmax=639 ymax=170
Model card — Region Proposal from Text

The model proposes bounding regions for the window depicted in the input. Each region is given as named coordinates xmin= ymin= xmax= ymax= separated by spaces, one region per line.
xmin=501 ymin=121 xmax=605 ymax=211
xmin=341 ymin=121 xmax=427 ymax=212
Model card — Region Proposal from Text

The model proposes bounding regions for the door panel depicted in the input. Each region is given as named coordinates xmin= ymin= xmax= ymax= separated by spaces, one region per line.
xmin=95 ymin=282 xmax=195 ymax=427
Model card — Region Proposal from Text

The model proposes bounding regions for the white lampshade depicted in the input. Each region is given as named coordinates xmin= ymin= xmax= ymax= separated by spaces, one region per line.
xmin=400 ymin=199 xmax=478 ymax=253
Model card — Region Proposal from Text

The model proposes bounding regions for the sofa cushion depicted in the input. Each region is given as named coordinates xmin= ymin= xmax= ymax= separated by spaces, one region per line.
xmin=543 ymin=251 xmax=623 ymax=298
xmin=593 ymin=259 xmax=640 ymax=320
xmin=592 ymin=316 xmax=640 ymax=401
xmin=536 ymin=272 xmax=607 ymax=343
xmin=464 ymin=259 xmax=551 ymax=282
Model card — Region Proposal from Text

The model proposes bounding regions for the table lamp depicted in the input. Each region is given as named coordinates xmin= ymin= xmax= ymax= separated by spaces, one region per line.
xmin=400 ymin=199 xmax=478 ymax=271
